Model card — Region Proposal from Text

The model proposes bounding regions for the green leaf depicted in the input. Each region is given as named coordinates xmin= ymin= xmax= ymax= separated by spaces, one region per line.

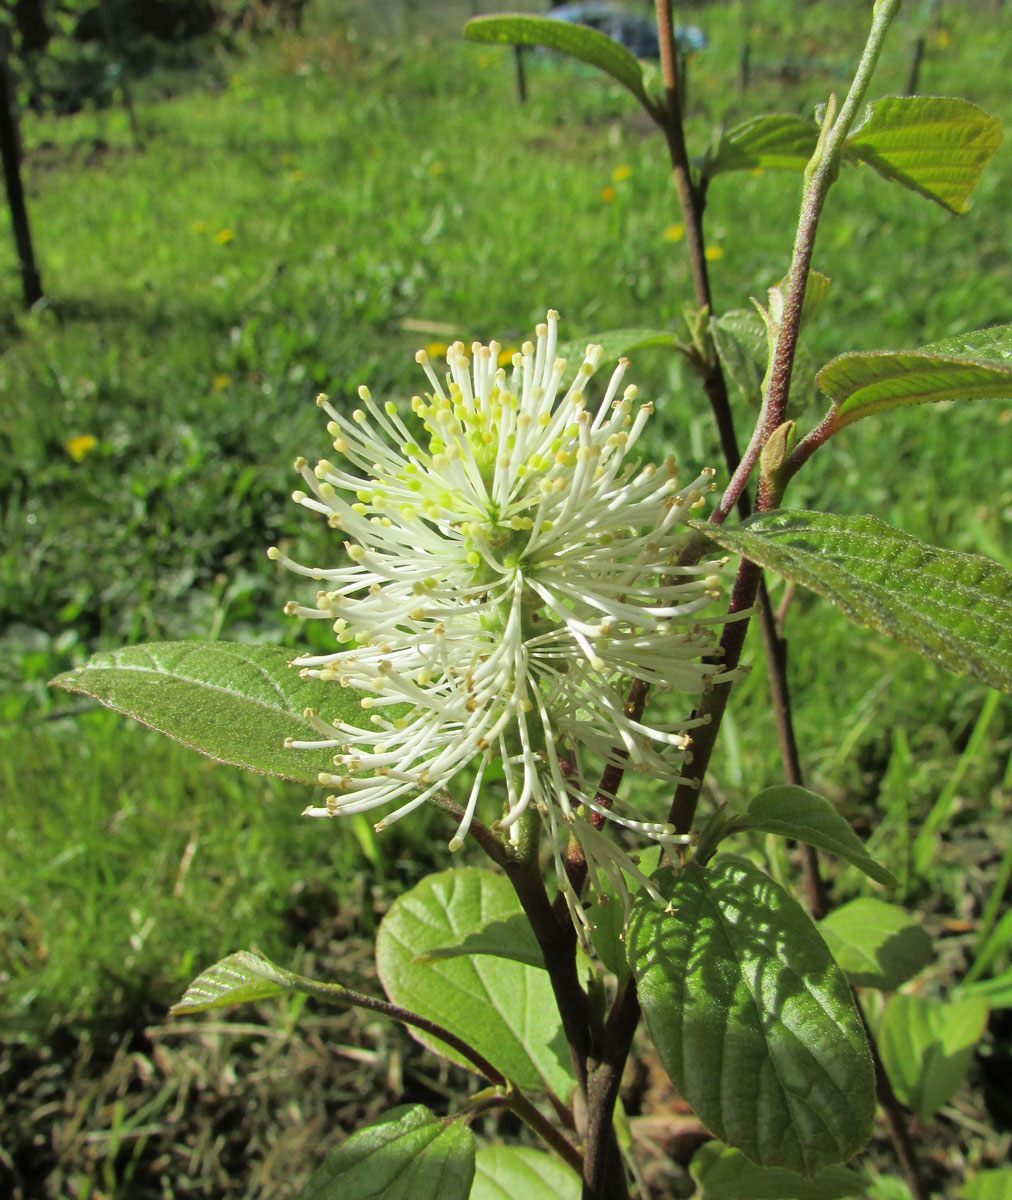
xmin=704 ymin=113 xmax=818 ymax=177
xmin=710 ymin=309 xmax=767 ymax=407
xmin=818 ymin=899 xmax=933 ymax=990
xmin=965 ymin=1169 xmax=1012 ymax=1200
xmin=879 ymin=992 xmax=989 ymax=1121
xmin=586 ymin=876 xmax=632 ymax=982
xmin=464 ymin=15 xmax=649 ymax=107
xmin=172 ymin=950 xmax=308 ymax=1014
xmin=470 ymin=1145 xmax=580 ymax=1200
xmin=733 ymin=786 xmax=897 ymax=887
xmin=556 ymin=327 xmax=686 ymax=386
xmin=297 ymin=1105 xmax=475 ymax=1200
xmin=50 ymin=641 xmax=363 ymax=783
xmin=845 ymin=96 xmax=1002 ymax=213
xmin=376 ymin=868 xmax=573 ymax=1100
xmin=691 ymin=1141 xmax=866 ymax=1199
xmin=817 ymin=324 xmax=1012 ymax=428
xmin=695 ymin=511 xmax=1012 ymax=693
xmin=628 ymin=858 xmax=875 ymax=1175
xmin=419 ymin=912 xmax=545 ymax=970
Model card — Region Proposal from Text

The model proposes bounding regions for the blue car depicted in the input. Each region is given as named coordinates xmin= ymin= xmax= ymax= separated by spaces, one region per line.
xmin=547 ymin=3 xmax=707 ymax=59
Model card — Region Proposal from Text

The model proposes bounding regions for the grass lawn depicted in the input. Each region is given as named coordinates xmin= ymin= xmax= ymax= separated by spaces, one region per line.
xmin=1 ymin=0 xmax=1011 ymax=1194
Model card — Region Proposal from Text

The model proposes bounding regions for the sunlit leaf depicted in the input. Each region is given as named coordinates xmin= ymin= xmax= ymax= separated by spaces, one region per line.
xmin=376 ymin=868 xmax=573 ymax=1099
xmin=464 ymin=15 xmax=649 ymax=107
xmin=704 ymin=113 xmax=818 ymax=177
xmin=734 ymin=786 xmax=897 ymax=887
xmin=419 ymin=912 xmax=545 ymax=970
xmin=818 ymin=899 xmax=933 ymax=990
xmin=818 ymin=323 xmax=1012 ymax=427
xmin=696 ymin=511 xmax=1012 ymax=692
xmin=845 ymin=95 xmax=1002 ymax=213
xmin=297 ymin=1105 xmax=475 ymax=1200
xmin=629 ymin=858 xmax=874 ymax=1174
xmin=50 ymin=641 xmax=362 ymax=782
xmin=172 ymin=950 xmax=306 ymax=1014
xmin=471 ymin=1145 xmax=579 ymax=1200
xmin=691 ymin=1140 xmax=866 ymax=1199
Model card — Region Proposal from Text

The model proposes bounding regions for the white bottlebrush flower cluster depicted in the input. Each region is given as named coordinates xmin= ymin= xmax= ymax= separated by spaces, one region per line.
xmin=269 ymin=311 xmax=732 ymax=917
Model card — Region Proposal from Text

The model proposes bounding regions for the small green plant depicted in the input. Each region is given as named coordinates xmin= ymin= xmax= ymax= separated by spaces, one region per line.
xmin=50 ymin=2 xmax=1011 ymax=1197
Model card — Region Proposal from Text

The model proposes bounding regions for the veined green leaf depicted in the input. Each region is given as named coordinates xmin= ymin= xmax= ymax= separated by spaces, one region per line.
xmin=464 ymin=15 xmax=649 ymax=107
xmin=171 ymin=950 xmax=306 ymax=1014
xmin=818 ymin=899 xmax=933 ymax=991
xmin=629 ymin=858 xmax=874 ymax=1175
xmin=691 ymin=1140 xmax=866 ymax=1199
xmin=418 ymin=912 xmax=545 ymax=970
xmin=734 ymin=786 xmax=897 ymax=887
xmin=471 ymin=1145 xmax=580 ymax=1200
xmin=376 ymin=868 xmax=573 ymax=1100
xmin=695 ymin=511 xmax=1012 ymax=693
xmin=297 ymin=1105 xmax=475 ymax=1200
xmin=50 ymin=641 xmax=365 ymax=782
xmin=845 ymin=95 xmax=1002 ymax=213
xmin=704 ymin=113 xmax=818 ymax=177
xmin=818 ymin=323 xmax=1012 ymax=427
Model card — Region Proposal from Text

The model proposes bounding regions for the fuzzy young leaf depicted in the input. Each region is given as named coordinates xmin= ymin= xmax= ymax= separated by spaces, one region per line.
xmin=695 ymin=512 xmax=1012 ymax=693
xmin=464 ymin=15 xmax=649 ymax=107
xmin=172 ymin=951 xmax=305 ymax=1014
xmin=704 ymin=113 xmax=818 ymax=177
xmin=818 ymin=324 xmax=1012 ymax=428
xmin=691 ymin=1141 xmax=866 ymax=1199
xmin=376 ymin=868 xmax=573 ymax=1099
xmin=628 ymin=858 xmax=875 ymax=1175
xmin=297 ymin=1105 xmax=475 ymax=1200
xmin=819 ymin=899 xmax=933 ymax=991
xmin=418 ymin=913 xmax=545 ymax=970
xmin=733 ymin=786 xmax=897 ymax=887
xmin=471 ymin=1145 xmax=580 ymax=1200
xmin=879 ymin=993 xmax=989 ymax=1120
xmin=50 ymin=642 xmax=363 ymax=783
xmin=845 ymin=95 xmax=1002 ymax=213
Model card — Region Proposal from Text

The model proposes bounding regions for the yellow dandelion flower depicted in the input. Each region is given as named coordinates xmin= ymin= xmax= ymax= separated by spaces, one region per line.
xmin=215 ymin=227 xmax=235 ymax=244
xmin=750 ymin=167 xmax=764 ymax=177
xmin=212 ymin=373 xmax=232 ymax=393
xmin=428 ymin=161 xmax=445 ymax=177
xmin=498 ymin=346 xmax=519 ymax=367
xmin=662 ymin=223 xmax=685 ymax=242
xmin=601 ymin=184 xmax=617 ymax=203
xmin=611 ymin=164 xmax=632 ymax=182
xmin=704 ymin=244 xmax=724 ymax=261
xmin=66 ymin=434 xmax=98 ymax=462
xmin=425 ymin=341 xmax=448 ymax=359
xmin=934 ymin=27 xmax=950 ymax=49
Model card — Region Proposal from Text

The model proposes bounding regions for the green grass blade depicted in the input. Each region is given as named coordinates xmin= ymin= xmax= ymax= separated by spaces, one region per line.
xmin=912 ymin=688 xmax=1002 ymax=875
xmin=697 ymin=512 xmax=1012 ymax=692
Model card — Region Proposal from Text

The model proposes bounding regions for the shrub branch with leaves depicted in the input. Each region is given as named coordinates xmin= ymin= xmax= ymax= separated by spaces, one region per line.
xmin=52 ymin=1 xmax=1011 ymax=1197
